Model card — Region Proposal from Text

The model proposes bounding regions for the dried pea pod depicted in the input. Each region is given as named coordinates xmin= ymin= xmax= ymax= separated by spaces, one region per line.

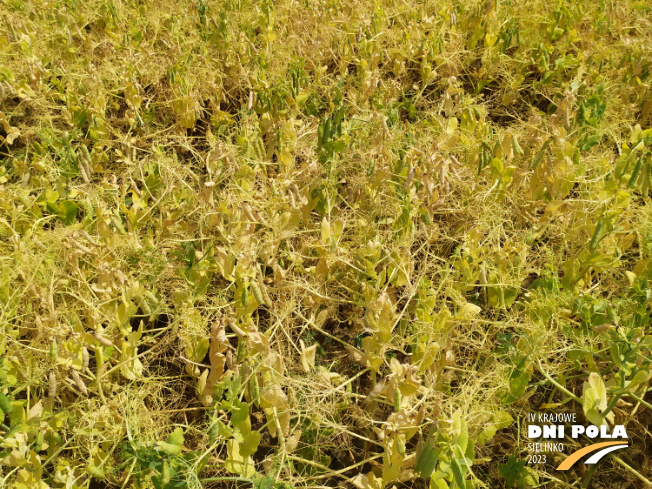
xmin=71 ymin=369 xmax=88 ymax=396
xmin=94 ymin=332 xmax=114 ymax=347
xmin=228 ymin=321 xmax=246 ymax=338
xmin=48 ymin=371 xmax=58 ymax=399
xmin=82 ymin=346 xmax=90 ymax=370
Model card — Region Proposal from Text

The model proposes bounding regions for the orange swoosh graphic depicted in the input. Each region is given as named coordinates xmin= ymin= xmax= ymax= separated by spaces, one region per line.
xmin=557 ymin=441 xmax=627 ymax=470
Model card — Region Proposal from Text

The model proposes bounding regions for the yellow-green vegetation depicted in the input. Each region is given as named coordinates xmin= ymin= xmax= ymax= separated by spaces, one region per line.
xmin=1 ymin=0 xmax=652 ymax=487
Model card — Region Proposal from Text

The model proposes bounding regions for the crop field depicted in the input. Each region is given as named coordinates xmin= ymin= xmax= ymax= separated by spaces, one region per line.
xmin=1 ymin=0 xmax=652 ymax=487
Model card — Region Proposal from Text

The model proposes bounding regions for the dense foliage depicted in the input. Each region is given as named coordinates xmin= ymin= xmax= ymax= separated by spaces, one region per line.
xmin=1 ymin=0 xmax=651 ymax=487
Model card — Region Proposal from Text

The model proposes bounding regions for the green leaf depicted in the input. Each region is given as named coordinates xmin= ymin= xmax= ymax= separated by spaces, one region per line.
xmin=507 ymin=367 xmax=531 ymax=401
xmin=478 ymin=412 xmax=513 ymax=445
xmin=240 ymin=430 xmax=262 ymax=458
xmin=57 ymin=200 xmax=79 ymax=224
xmin=167 ymin=427 xmax=185 ymax=447
xmin=579 ymin=134 xmax=600 ymax=151
xmin=498 ymin=455 xmax=527 ymax=488
xmin=230 ymin=399 xmax=252 ymax=433
xmin=193 ymin=337 xmax=210 ymax=362
xmin=490 ymin=158 xmax=504 ymax=177
xmin=154 ymin=441 xmax=183 ymax=456
xmin=629 ymin=369 xmax=652 ymax=391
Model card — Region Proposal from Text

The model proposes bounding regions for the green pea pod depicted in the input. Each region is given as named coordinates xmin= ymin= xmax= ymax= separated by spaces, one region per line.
xmin=86 ymin=465 xmax=105 ymax=479
xmin=512 ymin=136 xmax=524 ymax=156
xmin=530 ymin=139 xmax=551 ymax=169
xmin=0 ymin=392 xmax=13 ymax=415
xmin=451 ymin=458 xmax=467 ymax=489
xmin=589 ymin=220 xmax=605 ymax=252
xmin=395 ymin=436 xmax=406 ymax=455
xmin=162 ymin=460 xmax=171 ymax=486
xmin=208 ymin=420 xmax=220 ymax=445
xmin=607 ymin=306 xmax=618 ymax=324
xmin=415 ymin=439 xmax=440 ymax=477
xmin=50 ymin=431 xmax=64 ymax=447
xmin=415 ymin=438 xmax=433 ymax=473
xmin=250 ymin=374 xmax=260 ymax=407
xmin=34 ymin=431 xmax=45 ymax=452
xmin=236 ymin=338 xmax=246 ymax=363
xmin=394 ymin=388 xmax=401 ymax=412
xmin=628 ymin=158 xmax=643 ymax=188
xmin=80 ymin=143 xmax=92 ymax=163
xmin=323 ymin=118 xmax=331 ymax=145
xmin=420 ymin=447 xmax=440 ymax=478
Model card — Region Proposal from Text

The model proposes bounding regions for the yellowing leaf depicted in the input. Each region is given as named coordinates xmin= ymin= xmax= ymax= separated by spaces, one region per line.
xmin=419 ymin=342 xmax=440 ymax=372
xmin=26 ymin=401 xmax=43 ymax=422
xmin=625 ymin=270 xmax=636 ymax=286
xmin=458 ymin=303 xmax=481 ymax=318
xmin=167 ymin=427 xmax=184 ymax=447
xmin=582 ymin=372 xmax=608 ymax=425
xmin=321 ymin=217 xmax=331 ymax=243
xmin=225 ymin=439 xmax=256 ymax=477
xmin=5 ymin=126 xmax=20 ymax=145
xmin=300 ymin=340 xmax=317 ymax=372
xmin=154 ymin=442 xmax=182 ymax=456
xmin=588 ymin=372 xmax=607 ymax=411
